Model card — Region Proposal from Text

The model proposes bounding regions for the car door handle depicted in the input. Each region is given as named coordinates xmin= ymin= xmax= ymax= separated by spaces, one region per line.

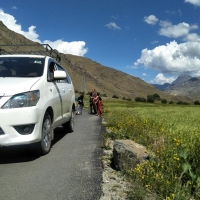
xmin=62 ymin=88 xmax=65 ymax=93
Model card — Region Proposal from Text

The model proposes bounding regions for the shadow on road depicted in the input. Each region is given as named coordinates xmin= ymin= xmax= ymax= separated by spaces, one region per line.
xmin=0 ymin=127 xmax=69 ymax=164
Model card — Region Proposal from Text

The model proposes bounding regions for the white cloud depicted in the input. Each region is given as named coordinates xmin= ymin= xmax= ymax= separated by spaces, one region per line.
xmin=105 ymin=22 xmax=121 ymax=30
xmin=0 ymin=9 xmax=88 ymax=56
xmin=11 ymin=6 xmax=18 ymax=10
xmin=151 ymin=73 xmax=176 ymax=84
xmin=144 ymin=15 xmax=158 ymax=25
xmin=151 ymin=40 xmax=159 ymax=44
xmin=142 ymin=73 xmax=147 ymax=76
xmin=0 ymin=9 xmax=40 ymax=42
xmin=43 ymin=40 xmax=88 ymax=56
xmin=159 ymin=21 xmax=198 ymax=38
xmin=165 ymin=10 xmax=176 ymax=15
xmin=126 ymin=64 xmax=137 ymax=69
xmin=111 ymin=15 xmax=118 ymax=20
xmin=184 ymin=33 xmax=200 ymax=42
xmin=185 ymin=0 xmax=200 ymax=6
xmin=134 ymin=40 xmax=200 ymax=77
xmin=23 ymin=26 xmax=40 ymax=43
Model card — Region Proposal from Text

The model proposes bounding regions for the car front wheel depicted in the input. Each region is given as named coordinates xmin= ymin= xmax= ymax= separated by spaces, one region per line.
xmin=38 ymin=112 xmax=52 ymax=155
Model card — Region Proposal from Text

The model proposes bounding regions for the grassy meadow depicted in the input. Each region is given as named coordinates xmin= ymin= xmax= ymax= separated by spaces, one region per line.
xmin=101 ymin=98 xmax=200 ymax=200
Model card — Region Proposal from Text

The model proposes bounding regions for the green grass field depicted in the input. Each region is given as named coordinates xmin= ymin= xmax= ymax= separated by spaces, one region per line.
xmin=102 ymin=99 xmax=200 ymax=200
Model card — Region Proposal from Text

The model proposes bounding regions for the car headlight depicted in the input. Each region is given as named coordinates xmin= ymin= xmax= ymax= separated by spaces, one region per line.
xmin=2 ymin=90 xmax=40 ymax=109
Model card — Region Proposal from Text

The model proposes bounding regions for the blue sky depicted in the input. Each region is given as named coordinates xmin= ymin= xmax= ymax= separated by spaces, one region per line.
xmin=0 ymin=0 xmax=200 ymax=84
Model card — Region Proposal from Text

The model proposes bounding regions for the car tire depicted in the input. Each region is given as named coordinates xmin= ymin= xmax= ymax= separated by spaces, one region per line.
xmin=37 ymin=111 xmax=52 ymax=155
xmin=63 ymin=110 xmax=75 ymax=133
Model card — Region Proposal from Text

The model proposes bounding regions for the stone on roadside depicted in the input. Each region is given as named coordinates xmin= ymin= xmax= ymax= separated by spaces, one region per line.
xmin=113 ymin=140 xmax=149 ymax=171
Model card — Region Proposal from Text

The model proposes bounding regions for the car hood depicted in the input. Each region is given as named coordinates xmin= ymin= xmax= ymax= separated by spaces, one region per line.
xmin=0 ymin=78 xmax=40 ymax=96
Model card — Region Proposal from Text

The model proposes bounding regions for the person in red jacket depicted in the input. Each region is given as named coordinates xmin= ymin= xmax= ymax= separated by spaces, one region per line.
xmin=97 ymin=96 xmax=103 ymax=117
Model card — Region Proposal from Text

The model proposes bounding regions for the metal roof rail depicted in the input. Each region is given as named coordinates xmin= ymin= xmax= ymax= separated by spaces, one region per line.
xmin=0 ymin=44 xmax=61 ymax=62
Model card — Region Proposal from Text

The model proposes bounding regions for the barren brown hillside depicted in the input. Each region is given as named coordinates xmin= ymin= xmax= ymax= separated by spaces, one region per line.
xmin=61 ymin=54 xmax=192 ymax=102
xmin=0 ymin=21 xmax=192 ymax=102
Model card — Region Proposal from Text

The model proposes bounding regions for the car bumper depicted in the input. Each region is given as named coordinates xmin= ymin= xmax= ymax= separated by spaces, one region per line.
xmin=0 ymin=107 xmax=43 ymax=146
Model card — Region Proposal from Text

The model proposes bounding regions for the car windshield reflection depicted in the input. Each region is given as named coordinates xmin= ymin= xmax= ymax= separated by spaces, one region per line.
xmin=0 ymin=57 xmax=45 ymax=78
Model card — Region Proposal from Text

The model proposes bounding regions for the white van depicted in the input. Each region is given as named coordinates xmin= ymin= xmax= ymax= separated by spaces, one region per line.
xmin=0 ymin=45 xmax=75 ymax=155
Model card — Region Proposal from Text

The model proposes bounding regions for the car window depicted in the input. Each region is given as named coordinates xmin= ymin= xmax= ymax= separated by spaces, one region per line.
xmin=47 ymin=62 xmax=56 ymax=82
xmin=0 ymin=57 xmax=44 ymax=77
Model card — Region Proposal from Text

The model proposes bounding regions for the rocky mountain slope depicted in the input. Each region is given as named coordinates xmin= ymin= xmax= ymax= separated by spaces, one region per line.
xmin=0 ymin=21 xmax=192 ymax=102
xmin=153 ymin=74 xmax=200 ymax=100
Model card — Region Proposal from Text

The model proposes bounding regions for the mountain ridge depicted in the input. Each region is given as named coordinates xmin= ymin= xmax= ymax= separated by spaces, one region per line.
xmin=153 ymin=74 xmax=200 ymax=100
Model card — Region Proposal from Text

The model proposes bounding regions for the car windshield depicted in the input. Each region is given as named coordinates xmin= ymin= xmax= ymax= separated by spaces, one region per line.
xmin=0 ymin=57 xmax=45 ymax=77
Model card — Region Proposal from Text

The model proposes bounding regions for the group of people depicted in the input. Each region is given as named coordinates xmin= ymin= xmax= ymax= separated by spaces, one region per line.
xmin=75 ymin=89 xmax=103 ymax=117
xmin=89 ymin=89 xmax=103 ymax=117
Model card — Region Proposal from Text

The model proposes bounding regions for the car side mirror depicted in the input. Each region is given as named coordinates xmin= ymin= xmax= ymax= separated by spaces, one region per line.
xmin=53 ymin=71 xmax=66 ymax=80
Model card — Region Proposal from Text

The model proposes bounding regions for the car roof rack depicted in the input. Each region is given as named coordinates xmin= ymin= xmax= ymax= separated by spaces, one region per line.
xmin=0 ymin=44 xmax=61 ymax=62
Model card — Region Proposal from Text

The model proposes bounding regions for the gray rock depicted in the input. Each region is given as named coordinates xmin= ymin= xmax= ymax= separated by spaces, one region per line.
xmin=113 ymin=140 xmax=149 ymax=171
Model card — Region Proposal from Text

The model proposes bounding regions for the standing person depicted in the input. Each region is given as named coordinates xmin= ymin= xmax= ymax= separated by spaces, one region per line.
xmin=77 ymin=93 xmax=84 ymax=115
xmin=92 ymin=89 xmax=98 ymax=114
xmin=93 ymin=93 xmax=103 ymax=117
xmin=89 ymin=90 xmax=93 ymax=114
xmin=93 ymin=93 xmax=99 ymax=116
xmin=89 ymin=89 xmax=97 ymax=114
xmin=97 ymin=96 xmax=103 ymax=117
